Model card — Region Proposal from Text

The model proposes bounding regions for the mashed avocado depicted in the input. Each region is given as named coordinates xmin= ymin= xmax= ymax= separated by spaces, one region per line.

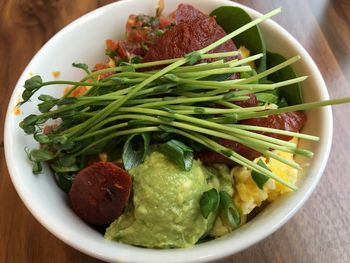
xmin=105 ymin=151 xmax=233 ymax=248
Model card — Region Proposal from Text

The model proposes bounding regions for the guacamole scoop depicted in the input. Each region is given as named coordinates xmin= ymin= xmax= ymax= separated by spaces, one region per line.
xmin=105 ymin=151 xmax=231 ymax=248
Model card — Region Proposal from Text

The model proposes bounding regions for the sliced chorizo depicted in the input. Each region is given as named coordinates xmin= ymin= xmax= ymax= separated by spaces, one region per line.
xmin=69 ymin=162 xmax=132 ymax=225
xmin=239 ymin=111 xmax=306 ymax=141
xmin=197 ymin=111 xmax=306 ymax=164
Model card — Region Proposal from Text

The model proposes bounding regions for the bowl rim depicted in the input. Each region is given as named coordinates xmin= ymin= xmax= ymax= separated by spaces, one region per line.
xmin=4 ymin=0 xmax=333 ymax=262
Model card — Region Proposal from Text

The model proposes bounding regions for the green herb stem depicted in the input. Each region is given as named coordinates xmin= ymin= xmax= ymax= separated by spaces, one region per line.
xmin=74 ymin=126 xmax=159 ymax=156
xmin=117 ymin=107 xmax=299 ymax=149
xmin=238 ymin=96 xmax=350 ymax=120
xmin=199 ymin=8 xmax=281 ymax=55
xmin=232 ymin=124 xmax=319 ymax=141
xmin=237 ymin=55 xmax=301 ymax=84
xmin=161 ymin=126 xmax=297 ymax=190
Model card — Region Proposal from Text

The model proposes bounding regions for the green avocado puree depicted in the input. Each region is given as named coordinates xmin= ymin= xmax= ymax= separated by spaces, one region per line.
xmin=105 ymin=151 xmax=233 ymax=248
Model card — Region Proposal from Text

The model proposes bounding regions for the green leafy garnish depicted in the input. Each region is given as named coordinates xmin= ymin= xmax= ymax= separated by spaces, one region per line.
xmin=72 ymin=62 xmax=90 ymax=74
xmin=24 ymin=75 xmax=43 ymax=91
xmin=255 ymin=92 xmax=279 ymax=104
xmin=200 ymin=188 xmax=220 ymax=219
xmin=219 ymin=191 xmax=241 ymax=229
xmin=252 ymin=159 xmax=270 ymax=189
xmin=211 ymin=6 xmax=266 ymax=72
xmin=54 ymin=172 xmax=74 ymax=193
xmin=19 ymin=114 xmax=39 ymax=134
xmin=158 ymin=139 xmax=193 ymax=171
xmin=266 ymin=51 xmax=303 ymax=105
xmin=123 ymin=133 xmax=151 ymax=170
xmin=21 ymin=75 xmax=44 ymax=104
xmin=25 ymin=148 xmax=56 ymax=174
xmin=29 ymin=149 xmax=55 ymax=162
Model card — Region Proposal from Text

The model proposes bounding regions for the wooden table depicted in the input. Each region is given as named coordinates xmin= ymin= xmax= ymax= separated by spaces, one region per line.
xmin=1 ymin=0 xmax=349 ymax=262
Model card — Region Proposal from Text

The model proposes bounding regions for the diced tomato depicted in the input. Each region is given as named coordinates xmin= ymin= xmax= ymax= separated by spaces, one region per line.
xmin=159 ymin=16 xmax=174 ymax=29
xmin=106 ymin=39 xmax=118 ymax=51
xmin=127 ymin=28 xmax=149 ymax=43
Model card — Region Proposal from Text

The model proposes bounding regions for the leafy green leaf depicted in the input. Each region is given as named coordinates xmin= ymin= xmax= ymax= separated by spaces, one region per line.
xmin=52 ymin=135 xmax=75 ymax=151
xmin=54 ymin=172 xmax=74 ymax=193
xmin=255 ymin=92 xmax=279 ymax=104
xmin=23 ymin=125 xmax=36 ymax=134
xmin=19 ymin=114 xmax=39 ymax=134
xmin=200 ymin=188 xmax=220 ymax=219
xmin=158 ymin=139 xmax=193 ymax=171
xmin=29 ymin=149 xmax=55 ymax=162
xmin=57 ymin=155 xmax=76 ymax=167
xmin=24 ymin=75 xmax=43 ymax=91
xmin=278 ymin=96 xmax=289 ymax=108
xmin=266 ymin=51 xmax=303 ymax=105
xmin=72 ymin=62 xmax=90 ymax=73
xmin=21 ymin=89 xmax=33 ymax=102
xmin=131 ymin=56 xmax=142 ymax=64
xmin=34 ymin=133 xmax=51 ymax=144
xmin=32 ymin=161 xmax=42 ymax=174
xmin=38 ymin=94 xmax=56 ymax=102
xmin=51 ymin=163 xmax=80 ymax=173
xmin=211 ymin=6 xmax=266 ymax=72
xmin=219 ymin=191 xmax=241 ymax=229
xmin=20 ymin=114 xmax=38 ymax=126
xmin=38 ymin=101 xmax=56 ymax=113
xmin=56 ymin=97 xmax=78 ymax=105
xmin=123 ymin=133 xmax=151 ymax=170
xmin=251 ymin=159 xmax=270 ymax=189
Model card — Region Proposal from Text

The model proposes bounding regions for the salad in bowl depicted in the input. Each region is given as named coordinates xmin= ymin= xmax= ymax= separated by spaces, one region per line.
xmin=5 ymin=0 xmax=348 ymax=261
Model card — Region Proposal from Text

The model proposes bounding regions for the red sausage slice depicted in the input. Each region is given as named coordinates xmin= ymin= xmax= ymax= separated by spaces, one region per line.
xmin=69 ymin=162 xmax=132 ymax=225
xmin=197 ymin=111 xmax=306 ymax=164
xmin=240 ymin=111 xmax=306 ymax=141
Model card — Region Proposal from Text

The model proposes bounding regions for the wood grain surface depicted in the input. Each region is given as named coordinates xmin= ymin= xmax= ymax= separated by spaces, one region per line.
xmin=1 ymin=0 xmax=349 ymax=262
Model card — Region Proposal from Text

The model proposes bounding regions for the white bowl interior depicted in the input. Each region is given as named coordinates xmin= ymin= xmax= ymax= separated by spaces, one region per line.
xmin=4 ymin=0 xmax=332 ymax=262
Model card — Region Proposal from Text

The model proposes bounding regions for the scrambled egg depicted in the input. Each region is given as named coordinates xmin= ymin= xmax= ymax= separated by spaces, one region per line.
xmin=232 ymin=138 xmax=299 ymax=215
xmin=238 ymin=46 xmax=255 ymax=68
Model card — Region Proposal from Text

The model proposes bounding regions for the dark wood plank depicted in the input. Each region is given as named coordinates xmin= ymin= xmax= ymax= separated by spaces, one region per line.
xmin=1 ymin=0 xmax=349 ymax=262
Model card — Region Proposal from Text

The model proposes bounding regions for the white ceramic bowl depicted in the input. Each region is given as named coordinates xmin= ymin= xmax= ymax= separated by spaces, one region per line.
xmin=4 ymin=0 xmax=332 ymax=262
